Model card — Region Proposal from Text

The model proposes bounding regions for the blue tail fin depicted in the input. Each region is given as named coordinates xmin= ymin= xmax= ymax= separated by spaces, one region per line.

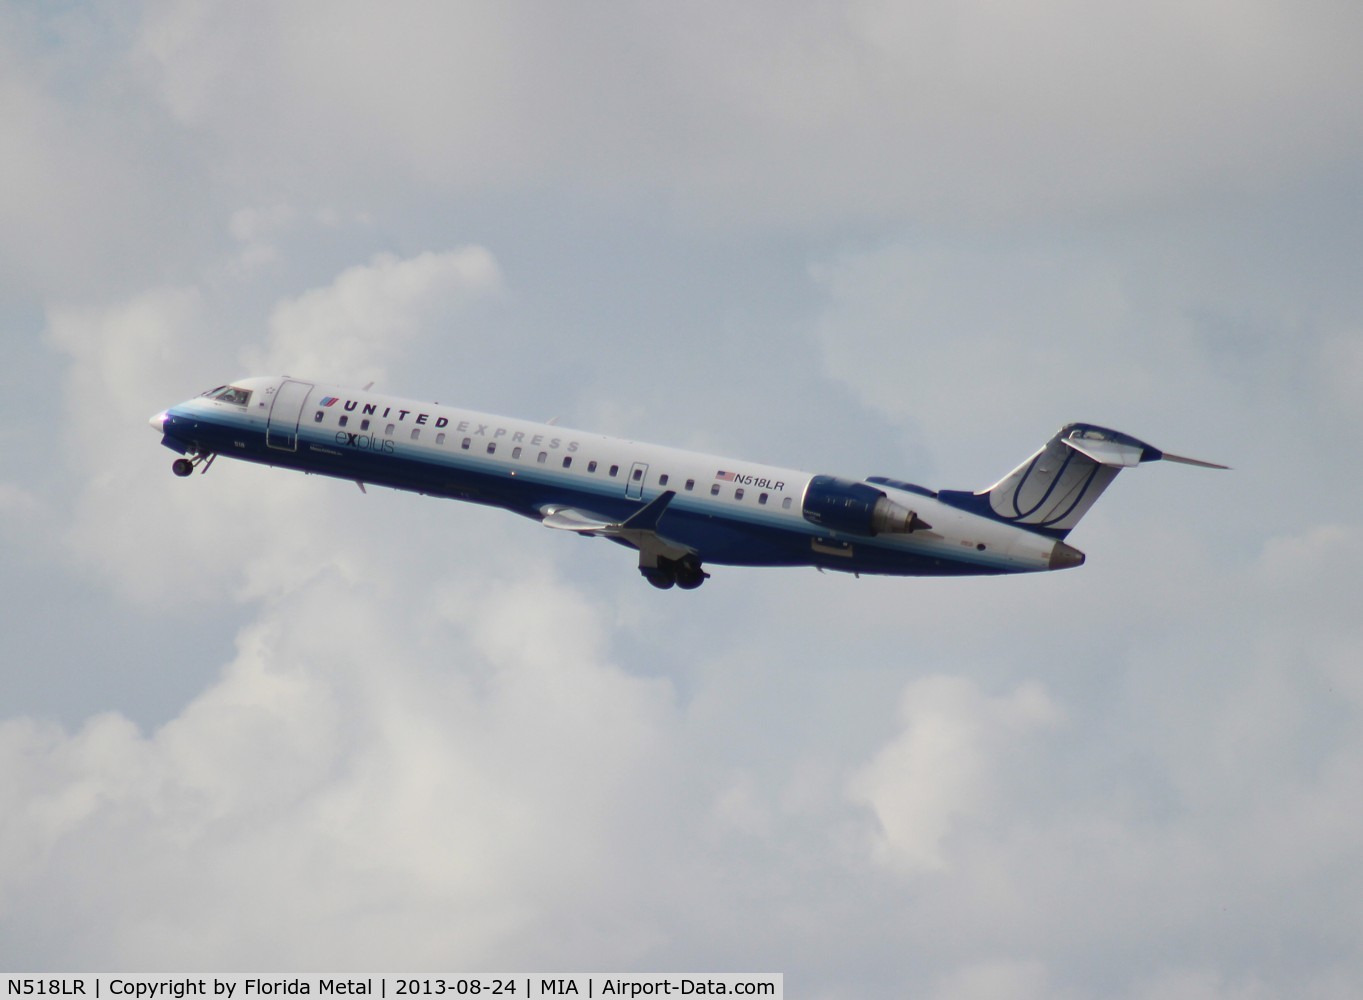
xmin=937 ymin=423 xmax=1226 ymax=539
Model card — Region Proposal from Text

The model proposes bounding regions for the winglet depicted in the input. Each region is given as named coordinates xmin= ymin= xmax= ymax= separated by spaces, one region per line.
xmin=621 ymin=490 xmax=676 ymax=532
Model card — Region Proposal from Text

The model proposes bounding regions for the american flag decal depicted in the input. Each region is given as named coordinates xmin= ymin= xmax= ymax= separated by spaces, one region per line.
xmin=716 ymin=470 xmax=736 ymax=481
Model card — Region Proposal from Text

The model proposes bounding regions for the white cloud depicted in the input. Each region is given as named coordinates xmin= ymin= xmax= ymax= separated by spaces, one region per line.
xmin=0 ymin=482 xmax=50 ymax=551
xmin=7 ymin=1 xmax=1363 ymax=993
xmin=127 ymin=0 xmax=1363 ymax=228
xmin=925 ymin=959 xmax=1057 ymax=1000
xmin=1122 ymin=967 xmax=1276 ymax=1000
xmin=226 ymin=204 xmax=298 ymax=271
xmin=42 ymin=285 xmax=252 ymax=605
xmin=41 ymin=250 xmax=500 ymax=607
xmin=244 ymin=248 xmax=502 ymax=387
xmin=45 ymin=286 xmax=211 ymax=439
xmin=804 ymin=235 xmax=1278 ymax=479
xmin=0 ymin=556 xmax=680 ymax=969
xmin=809 ymin=241 xmax=1136 ymax=447
xmin=0 ymin=6 xmax=207 ymax=298
xmin=1315 ymin=332 xmax=1363 ymax=422
xmin=847 ymin=676 xmax=1062 ymax=874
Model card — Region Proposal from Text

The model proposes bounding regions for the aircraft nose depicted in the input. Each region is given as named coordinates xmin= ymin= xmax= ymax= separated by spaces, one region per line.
xmin=149 ymin=411 xmax=167 ymax=432
xmin=1048 ymin=540 xmax=1086 ymax=570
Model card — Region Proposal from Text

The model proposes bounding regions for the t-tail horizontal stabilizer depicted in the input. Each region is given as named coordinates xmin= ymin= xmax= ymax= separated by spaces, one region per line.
xmin=938 ymin=423 xmax=1226 ymax=539
xmin=1154 ymin=451 xmax=1231 ymax=470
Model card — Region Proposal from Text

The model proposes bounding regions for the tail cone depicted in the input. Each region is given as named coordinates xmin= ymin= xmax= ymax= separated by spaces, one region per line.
xmin=1049 ymin=541 xmax=1086 ymax=570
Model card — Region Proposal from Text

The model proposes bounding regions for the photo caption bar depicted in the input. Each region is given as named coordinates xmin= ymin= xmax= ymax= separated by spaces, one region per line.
xmin=3 ymin=976 xmax=781 ymax=999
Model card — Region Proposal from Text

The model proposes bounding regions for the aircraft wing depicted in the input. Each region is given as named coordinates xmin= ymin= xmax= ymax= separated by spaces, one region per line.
xmin=539 ymin=490 xmax=694 ymax=563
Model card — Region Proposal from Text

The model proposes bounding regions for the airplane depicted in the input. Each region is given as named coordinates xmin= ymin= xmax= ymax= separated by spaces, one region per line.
xmin=150 ymin=376 xmax=1226 ymax=589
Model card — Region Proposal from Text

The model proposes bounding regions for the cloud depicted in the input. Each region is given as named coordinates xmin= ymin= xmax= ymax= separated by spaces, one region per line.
xmin=127 ymin=0 xmax=1363 ymax=228
xmin=1316 ymin=331 xmax=1363 ymax=422
xmin=226 ymin=204 xmax=298 ymax=271
xmin=0 ymin=550 xmax=681 ymax=969
xmin=847 ymin=676 xmax=1062 ymax=874
xmin=244 ymin=248 xmax=502 ymax=387
xmin=809 ymin=241 xmax=1139 ymax=452
xmin=0 ymin=6 xmax=209 ymax=299
xmin=7 ymin=2 xmax=1363 ymax=993
xmin=923 ymin=959 xmax=1056 ymax=1000
xmin=41 ymin=250 xmax=499 ymax=606
xmin=46 ymin=287 xmax=211 ymax=438
xmin=13 ymin=245 xmax=692 ymax=969
xmin=0 ymin=482 xmax=51 ymax=552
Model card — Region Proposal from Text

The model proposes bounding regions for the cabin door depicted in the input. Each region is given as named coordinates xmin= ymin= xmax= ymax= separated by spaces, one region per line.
xmin=266 ymin=379 xmax=314 ymax=451
xmin=626 ymin=462 xmax=649 ymax=500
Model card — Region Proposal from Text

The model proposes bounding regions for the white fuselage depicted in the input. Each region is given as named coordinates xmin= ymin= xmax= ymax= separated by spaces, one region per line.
xmin=153 ymin=375 xmax=1080 ymax=585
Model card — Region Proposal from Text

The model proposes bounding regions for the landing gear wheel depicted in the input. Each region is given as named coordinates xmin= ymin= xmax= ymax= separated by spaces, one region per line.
xmin=641 ymin=556 xmax=707 ymax=590
xmin=172 ymin=451 xmax=216 ymax=477
xmin=674 ymin=557 xmax=708 ymax=590
xmin=642 ymin=567 xmax=676 ymax=590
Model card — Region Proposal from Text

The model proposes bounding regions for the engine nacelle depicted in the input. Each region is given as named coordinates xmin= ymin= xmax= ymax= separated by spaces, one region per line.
xmin=801 ymin=475 xmax=931 ymax=536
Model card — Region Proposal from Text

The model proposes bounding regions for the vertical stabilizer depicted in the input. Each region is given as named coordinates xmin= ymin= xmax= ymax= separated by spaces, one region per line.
xmin=937 ymin=423 xmax=1224 ymax=539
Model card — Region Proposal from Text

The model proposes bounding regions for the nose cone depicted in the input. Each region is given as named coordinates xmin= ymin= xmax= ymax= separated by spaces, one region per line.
xmin=149 ymin=411 xmax=167 ymax=432
xmin=1049 ymin=540 xmax=1086 ymax=570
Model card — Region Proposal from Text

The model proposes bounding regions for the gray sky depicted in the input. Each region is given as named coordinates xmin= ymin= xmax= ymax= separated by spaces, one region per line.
xmin=3 ymin=2 xmax=1362 ymax=996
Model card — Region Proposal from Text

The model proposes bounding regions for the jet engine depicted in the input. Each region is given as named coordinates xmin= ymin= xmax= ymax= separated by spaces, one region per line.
xmin=801 ymin=475 xmax=931 ymax=536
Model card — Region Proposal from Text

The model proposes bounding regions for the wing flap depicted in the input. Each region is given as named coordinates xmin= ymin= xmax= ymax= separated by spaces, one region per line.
xmin=541 ymin=507 xmax=613 ymax=533
xmin=539 ymin=491 xmax=693 ymax=564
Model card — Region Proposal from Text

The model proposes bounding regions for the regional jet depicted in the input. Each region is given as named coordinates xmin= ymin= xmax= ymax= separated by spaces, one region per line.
xmin=150 ymin=377 xmax=1225 ymax=589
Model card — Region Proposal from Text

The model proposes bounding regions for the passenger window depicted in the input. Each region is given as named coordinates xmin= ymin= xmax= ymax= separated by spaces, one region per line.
xmin=610 ymin=465 xmax=619 ymax=477
xmin=782 ymin=497 xmax=793 ymax=509
xmin=632 ymin=468 xmax=643 ymax=482
xmin=562 ymin=457 xmax=572 ymax=468
xmin=735 ymin=488 xmax=745 ymax=501
xmin=313 ymin=411 xmax=324 ymax=422
xmin=487 ymin=443 xmax=496 ymax=455
xmin=339 ymin=415 xmax=349 ymax=428
xmin=659 ymin=474 xmax=669 ymax=486
xmin=537 ymin=452 xmax=547 ymax=464
xmin=411 ymin=429 xmax=420 ymax=440
xmin=512 ymin=446 xmax=522 ymax=459
xmin=461 ymin=437 xmax=471 ymax=449
xmin=436 ymin=432 xmax=446 ymax=445
xmin=710 ymin=484 xmax=720 ymax=496
xmin=588 ymin=460 xmax=598 ymax=473
xmin=385 ymin=423 xmax=395 ymax=436
xmin=759 ymin=493 xmax=768 ymax=505
xmin=685 ymin=479 xmax=695 ymax=491
xmin=361 ymin=419 xmax=370 ymax=431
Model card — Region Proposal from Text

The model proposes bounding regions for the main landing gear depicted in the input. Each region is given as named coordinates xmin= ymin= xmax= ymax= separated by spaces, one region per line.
xmin=171 ymin=452 xmax=216 ymax=477
xmin=641 ymin=555 xmax=709 ymax=591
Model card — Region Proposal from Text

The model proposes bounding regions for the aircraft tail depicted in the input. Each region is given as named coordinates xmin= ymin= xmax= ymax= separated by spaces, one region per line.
xmin=936 ymin=423 xmax=1227 ymax=539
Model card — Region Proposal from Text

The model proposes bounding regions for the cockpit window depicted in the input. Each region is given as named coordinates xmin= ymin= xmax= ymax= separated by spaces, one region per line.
xmin=206 ymin=385 xmax=252 ymax=406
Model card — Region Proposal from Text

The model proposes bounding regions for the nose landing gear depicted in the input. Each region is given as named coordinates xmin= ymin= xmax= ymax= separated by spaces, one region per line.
xmin=171 ymin=452 xmax=216 ymax=477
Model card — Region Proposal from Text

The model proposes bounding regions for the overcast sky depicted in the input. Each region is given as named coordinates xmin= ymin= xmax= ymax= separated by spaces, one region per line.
xmin=3 ymin=2 xmax=1363 ymax=996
